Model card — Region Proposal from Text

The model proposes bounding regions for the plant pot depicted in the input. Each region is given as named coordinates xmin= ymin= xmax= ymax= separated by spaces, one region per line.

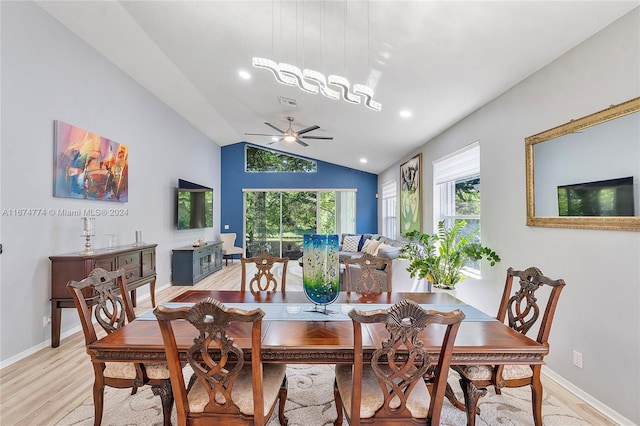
xmin=433 ymin=283 xmax=456 ymax=290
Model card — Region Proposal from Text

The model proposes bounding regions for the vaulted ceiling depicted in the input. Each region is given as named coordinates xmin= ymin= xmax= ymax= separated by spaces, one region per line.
xmin=37 ymin=1 xmax=638 ymax=173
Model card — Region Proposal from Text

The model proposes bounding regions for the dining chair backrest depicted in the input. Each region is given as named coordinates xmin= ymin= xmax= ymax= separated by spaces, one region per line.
xmin=241 ymin=252 xmax=288 ymax=293
xmin=154 ymin=298 xmax=288 ymax=426
xmin=68 ymin=267 xmax=134 ymax=345
xmin=498 ymin=266 xmax=566 ymax=345
xmin=343 ymin=253 xmax=392 ymax=297
xmin=334 ymin=299 xmax=465 ymax=425
xmin=68 ymin=268 xmax=173 ymax=425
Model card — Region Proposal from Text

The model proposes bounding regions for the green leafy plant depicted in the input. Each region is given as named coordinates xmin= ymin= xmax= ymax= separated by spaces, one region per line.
xmin=400 ymin=220 xmax=500 ymax=289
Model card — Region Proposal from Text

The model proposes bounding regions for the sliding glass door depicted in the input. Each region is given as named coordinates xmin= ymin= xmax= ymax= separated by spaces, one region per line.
xmin=244 ymin=190 xmax=355 ymax=259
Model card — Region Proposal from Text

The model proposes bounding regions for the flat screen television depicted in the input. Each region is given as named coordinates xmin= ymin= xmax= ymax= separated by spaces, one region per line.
xmin=557 ymin=176 xmax=635 ymax=217
xmin=177 ymin=179 xmax=213 ymax=230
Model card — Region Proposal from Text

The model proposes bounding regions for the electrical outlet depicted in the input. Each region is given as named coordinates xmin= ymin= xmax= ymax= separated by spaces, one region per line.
xmin=573 ymin=350 xmax=583 ymax=368
xmin=43 ymin=316 xmax=52 ymax=327
xmin=224 ymin=224 xmax=229 ymax=230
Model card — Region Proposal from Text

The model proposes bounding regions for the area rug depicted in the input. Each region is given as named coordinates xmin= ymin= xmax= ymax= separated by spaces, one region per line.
xmin=57 ymin=364 xmax=589 ymax=426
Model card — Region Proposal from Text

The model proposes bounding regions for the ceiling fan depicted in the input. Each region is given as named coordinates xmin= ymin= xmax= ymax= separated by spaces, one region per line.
xmin=244 ymin=117 xmax=333 ymax=147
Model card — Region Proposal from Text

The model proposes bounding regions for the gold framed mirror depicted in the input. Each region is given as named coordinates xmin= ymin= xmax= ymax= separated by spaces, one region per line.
xmin=525 ymin=97 xmax=640 ymax=231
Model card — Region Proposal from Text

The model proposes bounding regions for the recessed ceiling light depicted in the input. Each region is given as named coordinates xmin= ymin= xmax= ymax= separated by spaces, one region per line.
xmin=238 ymin=70 xmax=251 ymax=80
xmin=360 ymin=158 xmax=368 ymax=163
xmin=271 ymin=136 xmax=279 ymax=142
xmin=399 ymin=110 xmax=412 ymax=118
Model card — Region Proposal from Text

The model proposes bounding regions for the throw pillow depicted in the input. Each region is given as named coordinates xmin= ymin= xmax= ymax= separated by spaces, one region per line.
xmin=365 ymin=239 xmax=382 ymax=255
xmin=361 ymin=239 xmax=375 ymax=253
xmin=342 ymin=235 xmax=361 ymax=252
xmin=377 ymin=243 xmax=402 ymax=259
xmin=359 ymin=234 xmax=373 ymax=251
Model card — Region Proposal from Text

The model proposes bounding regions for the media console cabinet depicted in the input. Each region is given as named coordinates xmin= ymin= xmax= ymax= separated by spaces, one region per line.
xmin=172 ymin=241 xmax=222 ymax=285
xmin=49 ymin=243 xmax=157 ymax=348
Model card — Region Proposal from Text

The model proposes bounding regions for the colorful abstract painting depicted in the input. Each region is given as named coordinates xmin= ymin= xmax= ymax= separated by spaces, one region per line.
xmin=53 ymin=121 xmax=128 ymax=202
xmin=302 ymin=234 xmax=340 ymax=306
xmin=400 ymin=153 xmax=422 ymax=235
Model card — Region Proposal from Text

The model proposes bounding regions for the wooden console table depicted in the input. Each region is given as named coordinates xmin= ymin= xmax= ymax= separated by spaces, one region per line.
xmin=49 ymin=243 xmax=157 ymax=348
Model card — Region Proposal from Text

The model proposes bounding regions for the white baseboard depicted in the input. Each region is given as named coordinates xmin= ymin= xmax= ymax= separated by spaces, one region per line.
xmin=0 ymin=282 xmax=173 ymax=370
xmin=0 ymin=323 xmax=83 ymax=370
xmin=542 ymin=366 xmax=636 ymax=426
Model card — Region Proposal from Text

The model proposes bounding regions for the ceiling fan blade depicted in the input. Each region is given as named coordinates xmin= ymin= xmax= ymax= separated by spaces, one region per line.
xmin=264 ymin=122 xmax=285 ymax=133
xmin=296 ymin=125 xmax=320 ymax=135
xmin=295 ymin=138 xmax=309 ymax=147
xmin=245 ymin=133 xmax=279 ymax=137
xmin=301 ymin=136 xmax=334 ymax=140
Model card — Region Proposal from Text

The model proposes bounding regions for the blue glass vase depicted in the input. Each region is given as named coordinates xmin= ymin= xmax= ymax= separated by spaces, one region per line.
xmin=302 ymin=234 xmax=340 ymax=311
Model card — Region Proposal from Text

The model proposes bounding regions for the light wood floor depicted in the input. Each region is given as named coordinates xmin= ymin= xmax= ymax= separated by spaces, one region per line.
xmin=0 ymin=262 xmax=615 ymax=425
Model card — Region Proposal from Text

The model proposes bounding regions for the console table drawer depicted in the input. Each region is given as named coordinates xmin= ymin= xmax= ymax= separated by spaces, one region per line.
xmin=123 ymin=266 xmax=141 ymax=281
xmin=118 ymin=252 xmax=141 ymax=269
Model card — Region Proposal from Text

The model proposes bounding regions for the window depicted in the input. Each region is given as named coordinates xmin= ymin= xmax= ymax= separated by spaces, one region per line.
xmin=433 ymin=142 xmax=481 ymax=274
xmin=244 ymin=189 xmax=355 ymax=258
xmin=245 ymin=145 xmax=316 ymax=172
xmin=381 ymin=181 xmax=397 ymax=239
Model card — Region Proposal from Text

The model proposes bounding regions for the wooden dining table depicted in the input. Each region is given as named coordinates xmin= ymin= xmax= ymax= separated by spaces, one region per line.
xmin=87 ymin=290 xmax=547 ymax=366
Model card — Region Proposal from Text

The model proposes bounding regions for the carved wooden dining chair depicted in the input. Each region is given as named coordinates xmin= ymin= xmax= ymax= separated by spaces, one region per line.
xmin=343 ymin=253 xmax=392 ymax=298
xmin=154 ymin=298 xmax=288 ymax=426
xmin=450 ymin=266 xmax=566 ymax=426
xmin=333 ymin=299 xmax=465 ymax=426
xmin=241 ymin=252 xmax=289 ymax=293
xmin=67 ymin=268 xmax=173 ymax=426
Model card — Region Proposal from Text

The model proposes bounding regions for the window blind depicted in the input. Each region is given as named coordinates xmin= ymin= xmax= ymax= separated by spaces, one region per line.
xmin=382 ymin=180 xmax=396 ymax=200
xmin=433 ymin=142 xmax=480 ymax=185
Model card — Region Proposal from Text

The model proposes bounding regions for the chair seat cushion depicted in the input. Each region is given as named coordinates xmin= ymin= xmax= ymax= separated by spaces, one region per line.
xmin=144 ymin=363 xmax=171 ymax=379
xmin=103 ymin=362 xmax=170 ymax=380
xmin=223 ymin=247 xmax=244 ymax=255
xmin=103 ymin=362 xmax=138 ymax=379
xmin=335 ymin=364 xmax=430 ymax=419
xmin=457 ymin=364 xmax=533 ymax=381
xmin=188 ymin=364 xmax=286 ymax=416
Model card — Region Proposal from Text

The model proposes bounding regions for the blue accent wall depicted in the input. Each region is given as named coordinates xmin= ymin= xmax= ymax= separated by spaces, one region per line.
xmin=221 ymin=142 xmax=378 ymax=236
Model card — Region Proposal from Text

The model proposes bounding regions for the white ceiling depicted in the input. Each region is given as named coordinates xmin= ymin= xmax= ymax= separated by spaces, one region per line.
xmin=36 ymin=1 xmax=638 ymax=174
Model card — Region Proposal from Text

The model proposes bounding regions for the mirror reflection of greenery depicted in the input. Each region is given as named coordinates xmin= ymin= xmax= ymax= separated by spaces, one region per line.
xmin=177 ymin=191 xmax=213 ymax=230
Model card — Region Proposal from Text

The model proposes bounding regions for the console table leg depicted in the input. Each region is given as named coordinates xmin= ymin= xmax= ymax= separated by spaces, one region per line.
xmin=51 ymin=301 xmax=62 ymax=348
xmin=130 ymin=289 xmax=137 ymax=307
xmin=150 ymin=277 xmax=157 ymax=307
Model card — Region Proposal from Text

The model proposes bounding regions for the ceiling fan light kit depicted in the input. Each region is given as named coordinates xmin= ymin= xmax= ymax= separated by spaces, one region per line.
xmin=252 ymin=57 xmax=382 ymax=111
xmin=245 ymin=117 xmax=333 ymax=147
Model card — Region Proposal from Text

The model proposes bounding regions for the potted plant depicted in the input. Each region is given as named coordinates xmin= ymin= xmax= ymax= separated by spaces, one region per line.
xmin=400 ymin=220 xmax=500 ymax=289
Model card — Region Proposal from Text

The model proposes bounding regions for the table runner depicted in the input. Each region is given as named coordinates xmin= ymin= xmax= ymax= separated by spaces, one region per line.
xmin=137 ymin=301 xmax=495 ymax=322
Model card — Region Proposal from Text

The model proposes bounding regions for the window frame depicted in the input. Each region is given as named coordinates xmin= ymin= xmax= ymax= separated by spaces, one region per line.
xmin=381 ymin=180 xmax=397 ymax=239
xmin=433 ymin=142 xmax=481 ymax=276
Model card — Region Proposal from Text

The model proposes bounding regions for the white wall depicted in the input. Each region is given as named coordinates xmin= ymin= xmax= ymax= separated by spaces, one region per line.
xmin=379 ymin=8 xmax=640 ymax=424
xmin=0 ymin=2 xmax=221 ymax=362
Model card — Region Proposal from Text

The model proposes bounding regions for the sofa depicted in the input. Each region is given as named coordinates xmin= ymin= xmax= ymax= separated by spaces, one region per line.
xmin=338 ymin=233 xmax=429 ymax=292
